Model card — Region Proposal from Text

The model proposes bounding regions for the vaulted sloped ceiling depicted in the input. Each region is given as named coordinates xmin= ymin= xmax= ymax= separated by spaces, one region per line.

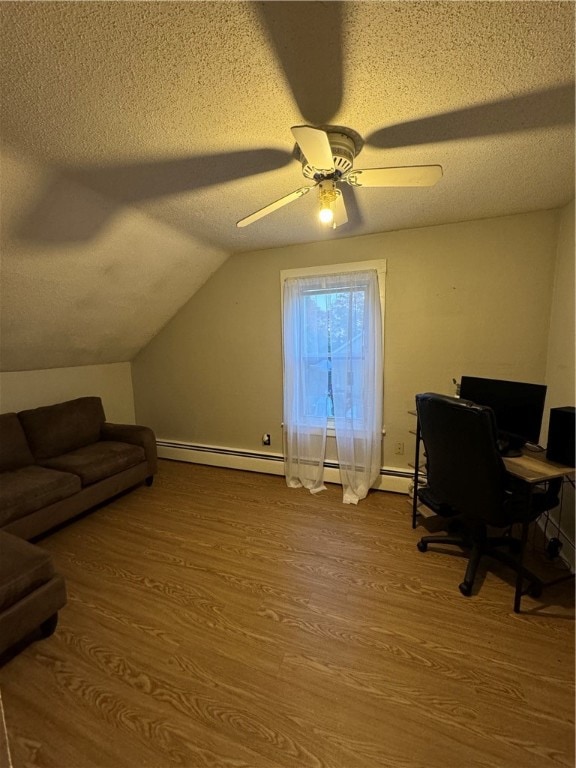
xmin=0 ymin=2 xmax=574 ymax=371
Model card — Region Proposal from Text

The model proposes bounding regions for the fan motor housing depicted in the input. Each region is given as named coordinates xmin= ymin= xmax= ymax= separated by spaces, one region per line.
xmin=300 ymin=128 xmax=362 ymax=180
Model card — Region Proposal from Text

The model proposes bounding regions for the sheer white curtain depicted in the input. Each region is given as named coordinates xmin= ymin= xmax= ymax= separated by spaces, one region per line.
xmin=282 ymin=269 xmax=383 ymax=504
xmin=283 ymin=273 xmax=330 ymax=494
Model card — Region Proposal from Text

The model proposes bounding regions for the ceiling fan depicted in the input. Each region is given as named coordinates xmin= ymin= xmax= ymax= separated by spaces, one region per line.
xmin=235 ymin=3 xmax=571 ymax=232
xmin=236 ymin=124 xmax=442 ymax=229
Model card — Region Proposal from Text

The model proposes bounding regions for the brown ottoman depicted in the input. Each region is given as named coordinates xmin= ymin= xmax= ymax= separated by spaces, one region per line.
xmin=0 ymin=531 xmax=67 ymax=659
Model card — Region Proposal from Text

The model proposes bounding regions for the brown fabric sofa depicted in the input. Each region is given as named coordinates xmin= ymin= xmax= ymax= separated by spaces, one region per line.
xmin=0 ymin=531 xmax=67 ymax=658
xmin=0 ymin=396 xmax=157 ymax=540
xmin=0 ymin=396 xmax=157 ymax=660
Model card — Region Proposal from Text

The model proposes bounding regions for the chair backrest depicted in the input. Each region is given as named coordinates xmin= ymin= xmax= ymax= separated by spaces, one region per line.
xmin=415 ymin=392 xmax=509 ymax=526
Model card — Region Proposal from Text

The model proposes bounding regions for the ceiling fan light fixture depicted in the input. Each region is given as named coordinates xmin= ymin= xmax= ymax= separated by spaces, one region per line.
xmin=318 ymin=180 xmax=337 ymax=225
xmin=237 ymin=125 xmax=442 ymax=229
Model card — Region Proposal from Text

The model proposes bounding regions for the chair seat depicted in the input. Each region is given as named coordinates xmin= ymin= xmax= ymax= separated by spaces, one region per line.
xmin=417 ymin=486 xmax=459 ymax=517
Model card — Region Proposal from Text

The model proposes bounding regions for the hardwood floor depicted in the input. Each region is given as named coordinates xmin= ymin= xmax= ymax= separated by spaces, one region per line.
xmin=1 ymin=459 xmax=574 ymax=768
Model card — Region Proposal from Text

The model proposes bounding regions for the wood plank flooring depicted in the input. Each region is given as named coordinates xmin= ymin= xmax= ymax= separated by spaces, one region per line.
xmin=1 ymin=459 xmax=574 ymax=768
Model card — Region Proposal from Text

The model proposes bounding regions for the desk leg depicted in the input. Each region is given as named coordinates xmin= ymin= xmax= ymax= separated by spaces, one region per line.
xmin=514 ymin=520 xmax=530 ymax=613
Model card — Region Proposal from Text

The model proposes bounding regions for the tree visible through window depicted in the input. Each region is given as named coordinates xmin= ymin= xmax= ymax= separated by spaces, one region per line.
xmin=301 ymin=284 xmax=367 ymax=422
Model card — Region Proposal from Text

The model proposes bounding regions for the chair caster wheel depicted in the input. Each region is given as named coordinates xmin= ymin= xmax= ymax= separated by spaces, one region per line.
xmin=417 ymin=541 xmax=428 ymax=552
xmin=459 ymin=582 xmax=472 ymax=597
xmin=527 ymin=581 xmax=542 ymax=599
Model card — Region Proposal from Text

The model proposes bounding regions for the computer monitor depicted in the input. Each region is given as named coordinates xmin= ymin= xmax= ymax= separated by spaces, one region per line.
xmin=459 ymin=376 xmax=547 ymax=457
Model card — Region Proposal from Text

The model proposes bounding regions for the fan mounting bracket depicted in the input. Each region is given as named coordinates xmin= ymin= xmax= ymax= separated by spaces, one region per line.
xmin=300 ymin=125 xmax=363 ymax=180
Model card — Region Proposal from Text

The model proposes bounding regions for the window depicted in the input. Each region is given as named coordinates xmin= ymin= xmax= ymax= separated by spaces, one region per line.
xmin=292 ymin=279 xmax=367 ymax=424
xmin=281 ymin=260 xmax=386 ymax=504
xmin=281 ymin=260 xmax=386 ymax=432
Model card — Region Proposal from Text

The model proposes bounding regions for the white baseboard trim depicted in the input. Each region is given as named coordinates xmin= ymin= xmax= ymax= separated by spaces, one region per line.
xmin=156 ymin=439 xmax=412 ymax=494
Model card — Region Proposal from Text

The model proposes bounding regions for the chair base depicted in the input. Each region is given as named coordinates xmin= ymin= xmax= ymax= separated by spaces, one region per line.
xmin=417 ymin=530 xmax=542 ymax=600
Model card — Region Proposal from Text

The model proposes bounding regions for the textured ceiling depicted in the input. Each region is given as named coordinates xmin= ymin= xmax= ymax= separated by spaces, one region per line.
xmin=0 ymin=1 xmax=574 ymax=371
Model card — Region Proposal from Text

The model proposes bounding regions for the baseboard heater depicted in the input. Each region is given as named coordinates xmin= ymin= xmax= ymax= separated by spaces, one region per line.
xmin=156 ymin=439 xmax=412 ymax=494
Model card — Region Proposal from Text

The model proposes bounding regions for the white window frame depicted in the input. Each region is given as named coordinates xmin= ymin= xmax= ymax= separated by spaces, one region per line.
xmin=280 ymin=259 xmax=386 ymax=435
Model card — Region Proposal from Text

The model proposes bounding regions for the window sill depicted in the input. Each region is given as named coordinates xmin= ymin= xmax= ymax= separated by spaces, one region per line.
xmin=282 ymin=423 xmax=386 ymax=438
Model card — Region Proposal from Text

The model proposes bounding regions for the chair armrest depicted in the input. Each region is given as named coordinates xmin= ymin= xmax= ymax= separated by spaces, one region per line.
xmin=100 ymin=423 xmax=158 ymax=475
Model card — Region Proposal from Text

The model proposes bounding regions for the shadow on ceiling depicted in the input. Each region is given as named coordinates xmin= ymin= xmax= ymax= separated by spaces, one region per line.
xmin=367 ymin=84 xmax=575 ymax=149
xmin=14 ymin=149 xmax=294 ymax=244
xmin=13 ymin=77 xmax=574 ymax=246
xmin=3 ymin=0 xmax=575 ymax=245
xmin=257 ymin=1 xmax=343 ymax=126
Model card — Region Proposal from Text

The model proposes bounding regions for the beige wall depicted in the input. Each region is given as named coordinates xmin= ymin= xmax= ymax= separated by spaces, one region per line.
xmin=133 ymin=209 xmax=559 ymax=469
xmin=543 ymin=199 xmax=575 ymax=566
xmin=543 ymin=198 xmax=575 ymax=422
xmin=0 ymin=362 xmax=135 ymax=422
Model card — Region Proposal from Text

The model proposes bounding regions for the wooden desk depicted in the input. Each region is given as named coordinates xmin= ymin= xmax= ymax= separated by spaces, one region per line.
xmin=504 ymin=451 xmax=575 ymax=484
xmin=503 ymin=451 xmax=574 ymax=612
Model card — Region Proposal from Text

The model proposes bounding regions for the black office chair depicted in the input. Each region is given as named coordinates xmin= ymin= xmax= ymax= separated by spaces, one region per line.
xmin=414 ymin=393 xmax=560 ymax=605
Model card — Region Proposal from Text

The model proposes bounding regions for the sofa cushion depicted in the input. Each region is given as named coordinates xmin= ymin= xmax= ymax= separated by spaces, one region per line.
xmin=0 ymin=531 xmax=56 ymax=612
xmin=40 ymin=441 xmax=146 ymax=487
xmin=0 ymin=412 xmax=34 ymax=472
xmin=18 ymin=397 xmax=106 ymax=460
xmin=0 ymin=466 xmax=81 ymax=528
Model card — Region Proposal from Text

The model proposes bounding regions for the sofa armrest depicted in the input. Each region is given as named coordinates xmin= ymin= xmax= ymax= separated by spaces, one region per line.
xmin=100 ymin=423 xmax=158 ymax=476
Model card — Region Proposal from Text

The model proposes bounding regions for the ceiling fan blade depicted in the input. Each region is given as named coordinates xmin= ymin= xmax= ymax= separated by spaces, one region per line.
xmin=345 ymin=165 xmax=443 ymax=188
xmin=332 ymin=190 xmax=348 ymax=228
xmin=257 ymin=2 xmax=343 ymax=125
xmin=367 ymin=84 xmax=575 ymax=150
xmin=291 ymin=126 xmax=335 ymax=174
xmin=237 ymin=186 xmax=313 ymax=228
xmin=340 ymin=183 xmax=363 ymax=229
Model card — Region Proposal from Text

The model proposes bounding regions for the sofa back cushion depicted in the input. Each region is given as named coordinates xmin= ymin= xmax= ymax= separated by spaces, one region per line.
xmin=18 ymin=397 xmax=106 ymax=460
xmin=0 ymin=412 xmax=35 ymax=471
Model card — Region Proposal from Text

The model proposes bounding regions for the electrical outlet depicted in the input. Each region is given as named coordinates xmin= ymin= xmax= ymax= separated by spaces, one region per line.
xmin=394 ymin=441 xmax=404 ymax=456
xmin=262 ymin=433 xmax=271 ymax=446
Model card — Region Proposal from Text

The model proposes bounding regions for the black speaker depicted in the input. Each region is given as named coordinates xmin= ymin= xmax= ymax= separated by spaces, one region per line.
xmin=546 ymin=406 xmax=575 ymax=466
